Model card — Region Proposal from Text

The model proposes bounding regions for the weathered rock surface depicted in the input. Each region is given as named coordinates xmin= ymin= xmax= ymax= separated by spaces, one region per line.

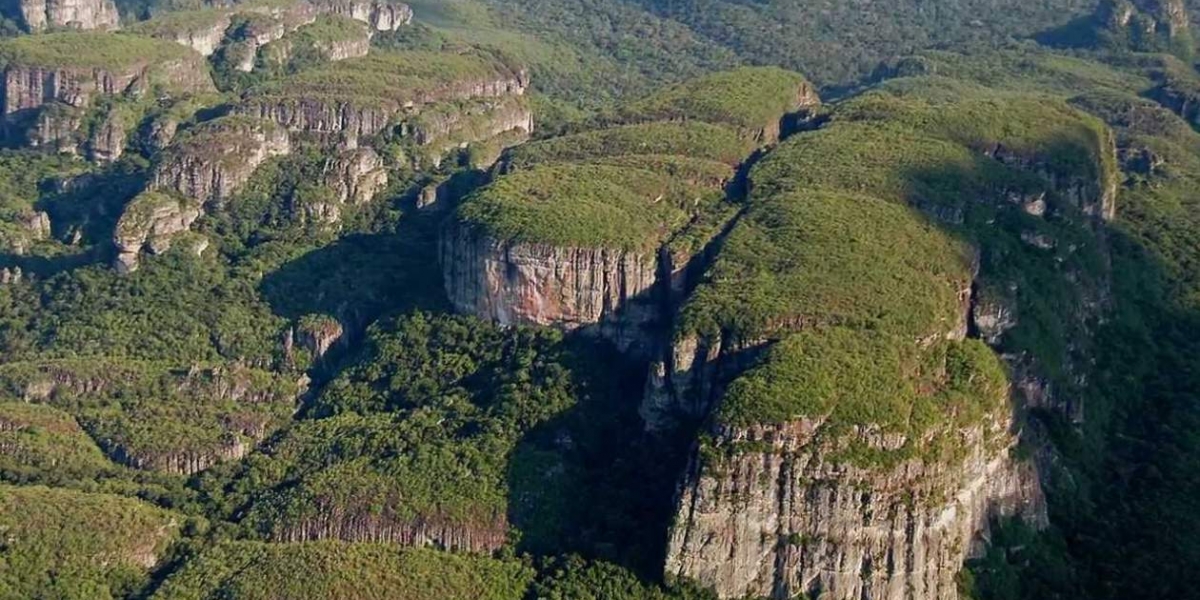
xmin=10 ymin=0 xmax=119 ymax=32
xmin=128 ymin=11 xmax=233 ymax=57
xmin=313 ymin=0 xmax=412 ymax=30
xmin=403 ymin=95 xmax=534 ymax=168
xmin=666 ymin=416 xmax=1046 ymax=600
xmin=269 ymin=511 xmax=506 ymax=553
xmin=112 ymin=191 xmax=201 ymax=273
xmin=322 ymin=146 xmax=387 ymax=205
xmin=439 ymin=225 xmax=660 ymax=348
xmin=2 ymin=53 xmax=214 ymax=117
xmin=150 ymin=117 xmax=291 ymax=205
xmin=87 ymin=105 xmax=128 ymax=162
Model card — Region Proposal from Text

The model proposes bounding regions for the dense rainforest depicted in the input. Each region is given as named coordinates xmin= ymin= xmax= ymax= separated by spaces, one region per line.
xmin=0 ymin=0 xmax=1199 ymax=598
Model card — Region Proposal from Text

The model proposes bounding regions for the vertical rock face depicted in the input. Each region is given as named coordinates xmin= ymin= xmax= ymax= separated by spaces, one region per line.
xmin=128 ymin=12 xmax=234 ymax=57
xmin=439 ymin=225 xmax=659 ymax=338
xmin=112 ymin=191 xmax=202 ymax=273
xmin=322 ymin=147 xmax=388 ymax=205
xmin=314 ymin=0 xmax=413 ymax=30
xmin=87 ymin=106 xmax=128 ymax=163
xmin=1 ymin=55 xmax=213 ymax=116
xmin=11 ymin=0 xmax=119 ymax=32
xmin=666 ymin=417 xmax=1045 ymax=600
xmin=150 ymin=117 xmax=291 ymax=205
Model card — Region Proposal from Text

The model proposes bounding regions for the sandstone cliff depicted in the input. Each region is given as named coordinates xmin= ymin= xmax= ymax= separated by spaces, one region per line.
xmin=150 ymin=116 xmax=291 ymax=205
xmin=268 ymin=509 xmax=507 ymax=553
xmin=321 ymin=147 xmax=387 ymax=203
xmin=440 ymin=225 xmax=659 ymax=338
xmin=666 ymin=414 xmax=1045 ymax=600
xmin=1098 ymin=0 xmax=1191 ymax=52
xmin=9 ymin=0 xmax=119 ymax=32
xmin=126 ymin=9 xmax=233 ymax=56
xmin=312 ymin=0 xmax=412 ymax=31
xmin=1 ymin=41 xmax=214 ymax=117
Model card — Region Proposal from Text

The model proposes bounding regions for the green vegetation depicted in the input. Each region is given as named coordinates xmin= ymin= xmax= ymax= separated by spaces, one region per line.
xmin=0 ymin=403 xmax=118 ymax=486
xmin=0 ymin=485 xmax=183 ymax=600
xmin=0 ymin=359 xmax=297 ymax=475
xmin=717 ymin=330 xmax=1007 ymax=456
xmin=248 ymin=49 xmax=523 ymax=108
xmin=680 ymin=189 xmax=974 ymax=344
xmin=503 ymin=121 xmax=754 ymax=168
xmin=456 ymin=163 xmax=715 ymax=250
xmin=150 ymin=541 xmax=533 ymax=600
xmin=622 ymin=66 xmax=813 ymax=136
xmin=531 ymin=556 xmax=717 ymax=600
xmin=206 ymin=313 xmax=574 ymax=547
xmin=125 ymin=8 xmax=230 ymax=38
xmin=0 ymin=32 xmax=192 ymax=71
xmin=257 ymin=16 xmax=371 ymax=77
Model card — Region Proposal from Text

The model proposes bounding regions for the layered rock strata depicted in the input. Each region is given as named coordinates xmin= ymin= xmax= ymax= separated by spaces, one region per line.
xmin=9 ymin=0 xmax=119 ymax=32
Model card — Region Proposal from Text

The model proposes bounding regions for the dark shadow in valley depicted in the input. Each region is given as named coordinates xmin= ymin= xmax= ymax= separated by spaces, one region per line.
xmin=506 ymin=332 xmax=697 ymax=579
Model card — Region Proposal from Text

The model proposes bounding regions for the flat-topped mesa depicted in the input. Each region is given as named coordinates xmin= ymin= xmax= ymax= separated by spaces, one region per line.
xmin=620 ymin=66 xmax=821 ymax=143
xmin=125 ymin=9 xmax=234 ymax=56
xmin=6 ymin=0 xmax=119 ymax=32
xmin=125 ymin=0 xmax=411 ymax=58
xmin=442 ymin=69 xmax=817 ymax=353
xmin=235 ymin=49 xmax=529 ymax=145
xmin=441 ymin=143 xmax=740 ymax=354
xmin=150 ymin=116 xmax=291 ymax=206
xmin=658 ymin=189 xmax=1041 ymax=600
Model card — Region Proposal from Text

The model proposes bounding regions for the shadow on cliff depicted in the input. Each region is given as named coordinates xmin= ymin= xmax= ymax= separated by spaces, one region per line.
xmin=894 ymin=134 xmax=1200 ymax=599
xmin=505 ymin=332 xmax=698 ymax=578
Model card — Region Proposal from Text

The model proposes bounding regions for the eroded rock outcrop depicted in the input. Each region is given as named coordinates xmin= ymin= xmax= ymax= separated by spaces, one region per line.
xmin=0 ymin=359 xmax=301 ymax=476
xmin=9 ymin=0 xmax=119 ymax=32
xmin=2 ymin=49 xmax=213 ymax=117
xmin=127 ymin=10 xmax=233 ymax=57
xmin=112 ymin=191 xmax=202 ymax=273
xmin=1097 ymin=0 xmax=1192 ymax=53
xmin=150 ymin=116 xmax=291 ymax=205
xmin=321 ymin=147 xmax=387 ymax=204
xmin=269 ymin=511 xmax=506 ymax=553
xmin=313 ymin=0 xmax=412 ymax=30
xmin=403 ymin=95 xmax=533 ymax=168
